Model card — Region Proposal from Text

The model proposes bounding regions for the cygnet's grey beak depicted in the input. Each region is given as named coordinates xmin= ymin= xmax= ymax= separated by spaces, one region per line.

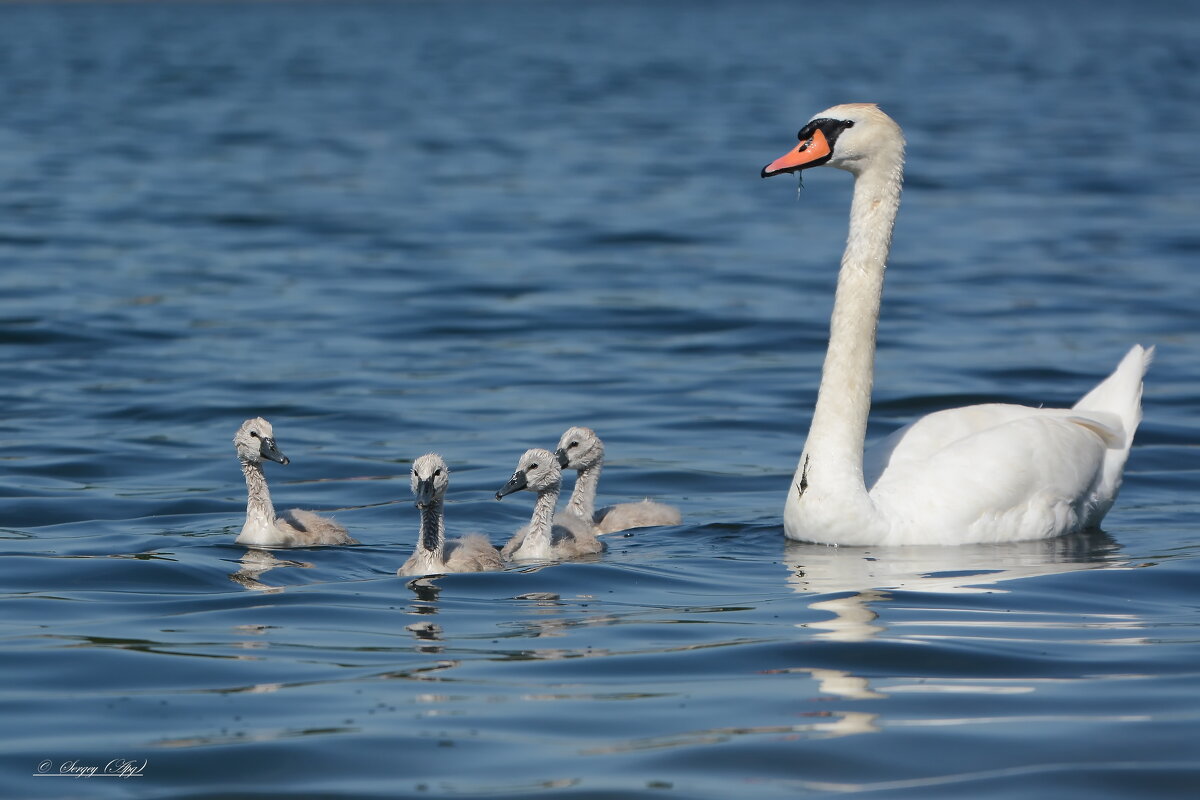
xmin=555 ymin=448 xmax=569 ymax=469
xmin=259 ymin=437 xmax=289 ymax=465
xmin=414 ymin=478 xmax=436 ymax=509
xmin=495 ymin=471 xmax=527 ymax=500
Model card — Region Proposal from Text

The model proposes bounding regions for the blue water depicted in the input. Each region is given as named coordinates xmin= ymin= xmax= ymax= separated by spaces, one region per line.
xmin=1 ymin=0 xmax=1198 ymax=797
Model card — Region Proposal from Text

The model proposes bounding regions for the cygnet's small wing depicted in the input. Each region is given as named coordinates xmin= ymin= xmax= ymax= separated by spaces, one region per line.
xmin=553 ymin=510 xmax=597 ymax=536
xmin=594 ymin=500 xmax=682 ymax=535
xmin=277 ymin=509 xmax=359 ymax=546
xmin=397 ymin=551 xmax=427 ymax=577
xmin=549 ymin=523 xmax=605 ymax=557
xmin=445 ymin=534 xmax=504 ymax=572
xmin=501 ymin=525 xmax=530 ymax=560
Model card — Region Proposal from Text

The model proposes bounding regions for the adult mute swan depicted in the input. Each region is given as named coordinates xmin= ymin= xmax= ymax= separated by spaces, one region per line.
xmin=233 ymin=417 xmax=358 ymax=547
xmin=554 ymin=426 xmax=681 ymax=534
xmin=398 ymin=454 xmax=504 ymax=577
xmin=761 ymin=103 xmax=1152 ymax=546
xmin=495 ymin=448 xmax=605 ymax=561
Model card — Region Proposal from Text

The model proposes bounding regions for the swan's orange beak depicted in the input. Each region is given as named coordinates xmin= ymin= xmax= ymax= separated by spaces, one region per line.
xmin=761 ymin=128 xmax=832 ymax=178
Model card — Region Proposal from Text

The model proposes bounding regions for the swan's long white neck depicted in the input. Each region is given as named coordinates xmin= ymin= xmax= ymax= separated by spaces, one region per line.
xmin=241 ymin=460 xmax=277 ymax=528
xmin=797 ymin=157 xmax=902 ymax=511
xmin=524 ymin=484 xmax=561 ymax=552
xmin=566 ymin=461 xmax=601 ymax=521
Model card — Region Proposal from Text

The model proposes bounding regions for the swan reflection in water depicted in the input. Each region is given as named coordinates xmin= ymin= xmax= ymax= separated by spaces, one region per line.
xmin=777 ymin=529 xmax=1139 ymax=732
xmin=785 ymin=529 xmax=1128 ymax=642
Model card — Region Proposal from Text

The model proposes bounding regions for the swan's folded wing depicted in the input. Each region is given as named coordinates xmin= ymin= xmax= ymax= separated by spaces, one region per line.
xmin=869 ymin=412 xmax=1116 ymax=543
xmin=1062 ymin=412 xmax=1124 ymax=448
xmin=865 ymin=404 xmax=1124 ymax=489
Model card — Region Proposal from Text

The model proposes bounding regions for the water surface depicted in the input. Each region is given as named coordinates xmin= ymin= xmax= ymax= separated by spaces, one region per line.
xmin=1 ymin=1 xmax=1198 ymax=797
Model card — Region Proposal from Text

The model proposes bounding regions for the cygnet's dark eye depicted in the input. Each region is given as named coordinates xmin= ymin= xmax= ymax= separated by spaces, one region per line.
xmin=433 ymin=469 xmax=442 ymax=478
xmin=528 ymin=463 xmax=539 ymax=471
xmin=250 ymin=431 xmax=259 ymax=438
xmin=569 ymin=441 xmax=579 ymax=449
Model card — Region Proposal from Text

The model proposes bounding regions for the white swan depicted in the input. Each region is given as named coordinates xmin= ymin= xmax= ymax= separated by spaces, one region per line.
xmin=233 ymin=417 xmax=358 ymax=547
xmin=554 ymin=426 xmax=681 ymax=534
xmin=761 ymin=103 xmax=1152 ymax=546
xmin=495 ymin=448 xmax=605 ymax=561
xmin=398 ymin=453 xmax=504 ymax=577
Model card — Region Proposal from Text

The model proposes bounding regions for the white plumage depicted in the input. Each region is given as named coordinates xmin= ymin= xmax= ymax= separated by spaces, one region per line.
xmin=762 ymin=103 xmax=1151 ymax=546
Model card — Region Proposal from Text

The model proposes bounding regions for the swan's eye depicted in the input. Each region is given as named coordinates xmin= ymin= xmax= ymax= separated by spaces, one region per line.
xmin=528 ymin=463 xmax=539 ymax=471
xmin=798 ymin=137 xmax=813 ymax=152
xmin=433 ymin=469 xmax=442 ymax=478
xmin=569 ymin=441 xmax=579 ymax=449
xmin=249 ymin=431 xmax=259 ymax=438
xmin=843 ymin=120 xmax=855 ymax=128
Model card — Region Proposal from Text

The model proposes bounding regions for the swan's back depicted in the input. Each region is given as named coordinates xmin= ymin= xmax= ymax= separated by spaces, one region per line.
xmin=863 ymin=345 xmax=1153 ymax=544
xmin=277 ymin=509 xmax=358 ymax=546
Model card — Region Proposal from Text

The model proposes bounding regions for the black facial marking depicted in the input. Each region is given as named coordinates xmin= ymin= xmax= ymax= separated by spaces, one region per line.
xmin=797 ymin=117 xmax=855 ymax=146
xmin=792 ymin=118 xmax=857 ymax=166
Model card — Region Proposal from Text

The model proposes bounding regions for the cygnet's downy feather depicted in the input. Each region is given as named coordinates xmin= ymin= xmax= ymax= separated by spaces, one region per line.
xmin=398 ymin=453 xmax=503 ymax=577
xmin=496 ymin=448 xmax=604 ymax=561
xmin=555 ymin=426 xmax=681 ymax=534
xmin=233 ymin=417 xmax=357 ymax=548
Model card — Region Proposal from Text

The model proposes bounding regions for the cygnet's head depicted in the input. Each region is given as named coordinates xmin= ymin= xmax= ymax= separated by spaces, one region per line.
xmin=411 ymin=453 xmax=449 ymax=509
xmin=233 ymin=417 xmax=289 ymax=466
xmin=555 ymin=426 xmax=604 ymax=470
xmin=496 ymin=448 xmax=562 ymax=500
xmin=761 ymin=103 xmax=904 ymax=178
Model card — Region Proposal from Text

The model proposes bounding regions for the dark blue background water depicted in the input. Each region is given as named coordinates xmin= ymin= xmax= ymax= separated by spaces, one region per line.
xmin=1 ymin=1 xmax=1198 ymax=797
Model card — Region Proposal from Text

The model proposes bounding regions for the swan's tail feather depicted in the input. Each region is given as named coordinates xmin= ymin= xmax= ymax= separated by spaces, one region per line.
xmin=1073 ymin=344 xmax=1153 ymax=449
xmin=1071 ymin=345 xmax=1152 ymax=523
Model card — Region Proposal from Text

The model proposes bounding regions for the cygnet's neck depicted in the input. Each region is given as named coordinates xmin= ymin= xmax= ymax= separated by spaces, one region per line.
xmin=417 ymin=499 xmax=446 ymax=562
xmin=566 ymin=460 xmax=601 ymax=521
xmin=525 ymin=484 xmax=561 ymax=550
xmin=241 ymin=459 xmax=277 ymax=528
